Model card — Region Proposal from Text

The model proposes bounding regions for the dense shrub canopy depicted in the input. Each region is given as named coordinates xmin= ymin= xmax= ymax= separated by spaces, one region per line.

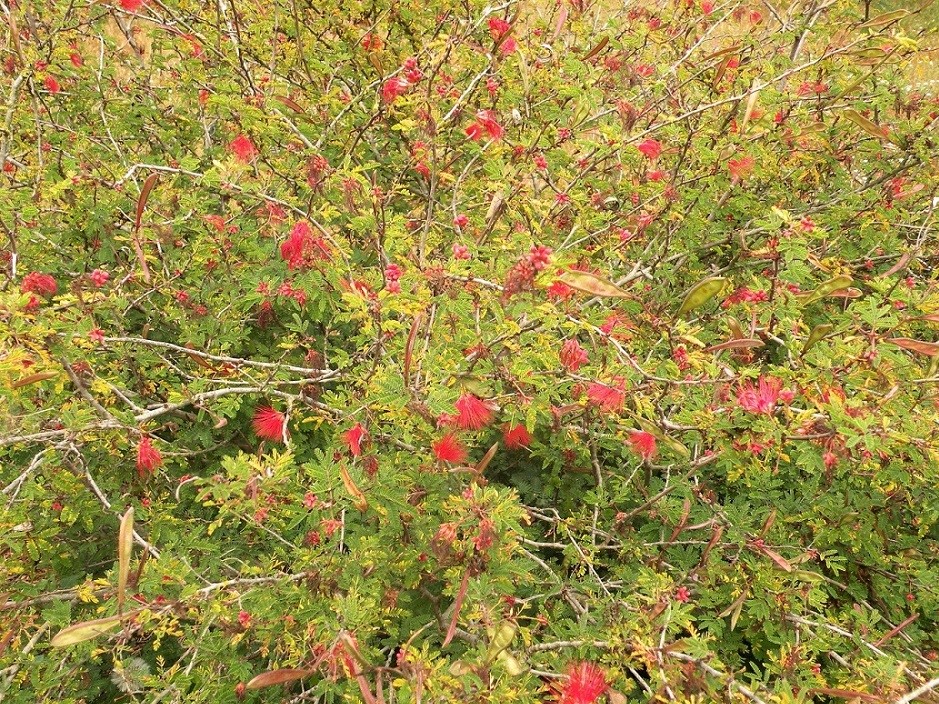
xmin=3 ymin=0 xmax=939 ymax=701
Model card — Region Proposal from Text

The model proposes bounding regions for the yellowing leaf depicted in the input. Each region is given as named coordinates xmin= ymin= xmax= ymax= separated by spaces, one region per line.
xmin=339 ymin=464 xmax=368 ymax=511
xmin=117 ymin=507 xmax=134 ymax=614
xmin=886 ymin=338 xmax=939 ymax=357
xmin=497 ymin=650 xmax=526 ymax=676
xmin=246 ymin=669 xmax=315 ymax=690
xmin=557 ymin=270 xmax=630 ymax=298
xmin=50 ymin=614 xmax=126 ymax=647
xmin=802 ymin=324 xmax=833 ymax=354
xmin=859 ymin=9 xmax=909 ymax=29
xmin=11 ymin=372 xmax=58 ymax=388
xmin=797 ymin=275 xmax=853 ymax=305
xmin=486 ymin=621 xmax=517 ymax=661
xmin=677 ymin=277 xmax=728 ymax=317
xmin=841 ymin=109 xmax=890 ymax=141
xmin=581 ymin=35 xmax=608 ymax=63
xmin=704 ymin=338 xmax=764 ymax=353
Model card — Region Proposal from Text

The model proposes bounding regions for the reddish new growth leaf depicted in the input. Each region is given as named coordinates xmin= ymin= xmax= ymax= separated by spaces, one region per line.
xmin=560 ymin=339 xmax=589 ymax=372
xmin=586 ymin=379 xmax=626 ymax=412
xmin=20 ymin=272 xmax=58 ymax=296
xmin=136 ymin=436 xmax=163 ymax=477
xmin=636 ymin=138 xmax=662 ymax=160
xmin=737 ymin=376 xmax=782 ymax=415
xmin=253 ymin=405 xmax=288 ymax=442
xmin=559 ymin=661 xmax=607 ymax=704
xmin=343 ymin=423 xmax=367 ymax=458
xmin=229 ymin=133 xmax=258 ymax=163
xmin=628 ymin=430 xmax=657 ymax=460
xmin=502 ymin=423 xmax=532 ymax=449
xmin=433 ymin=433 xmax=468 ymax=463
xmin=454 ymin=394 xmax=495 ymax=430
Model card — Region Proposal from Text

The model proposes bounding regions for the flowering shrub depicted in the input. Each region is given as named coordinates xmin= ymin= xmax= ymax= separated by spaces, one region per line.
xmin=2 ymin=0 xmax=939 ymax=701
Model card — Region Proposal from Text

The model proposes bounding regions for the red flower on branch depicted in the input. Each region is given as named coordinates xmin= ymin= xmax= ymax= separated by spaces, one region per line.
xmin=502 ymin=424 xmax=532 ymax=449
xmin=229 ymin=134 xmax=258 ymax=163
xmin=382 ymin=76 xmax=410 ymax=104
xmin=136 ymin=436 xmax=162 ymax=477
xmin=628 ymin=430 xmax=657 ymax=460
xmin=253 ymin=405 xmax=288 ymax=442
xmin=280 ymin=221 xmax=330 ymax=269
xmin=560 ymin=339 xmax=589 ymax=372
xmin=559 ymin=661 xmax=607 ymax=704
xmin=465 ymin=110 xmax=504 ymax=141
xmin=20 ymin=272 xmax=58 ymax=296
xmin=343 ymin=423 xmax=367 ymax=457
xmin=454 ymin=394 xmax=495 ymax=430
xmin=737 ymin=376 xmax=782 ymax=415
xmin=433 ymin=433 xmax=468 ymax=463
xmin=586 ymin=379 xmax=626 ymax=412
xmin=636 ymin=138 xmax=662 ymax=160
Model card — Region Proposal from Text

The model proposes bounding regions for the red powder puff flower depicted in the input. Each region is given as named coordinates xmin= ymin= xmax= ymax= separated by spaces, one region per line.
xmin=559 ymin=661 xmax=607 ymax=704
xmin=43 ymin=76 xmax=61 ymax=93
xmin=343 ymin=423 xmax=367 ymax=458
xmin=636 ymin=138 xmax=662 ymax=160
xmin=628 ymin=430 xmax=657 ymax=460
xmin=120 ymin=0 xmax=146 ymax=11
xmin=454 ymin=394 xmax=495 ymax=430
xmin=21 ymin=272 xmax=58 ymax=296
xmin=280 ymin=221 xmax=330 ymax=269
xmin=737 ymin=376 xmax=782 ymax=415
xmin=560 ymin=339 xmax=589 ymax=372
xmin=136 ymin=436 xmax=162 ymax=477
xmin=229 ymin=133 xmax=258 ymax=163
xmin=586 ymin=379 xmax=625 ymax=412
xmin=433 ymin=433 xmax=468 ymax=463
xmin=503 ymin=424 xmax=532 ymax=449
xmin=253 ymin=405 xmax=288 ymax=442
